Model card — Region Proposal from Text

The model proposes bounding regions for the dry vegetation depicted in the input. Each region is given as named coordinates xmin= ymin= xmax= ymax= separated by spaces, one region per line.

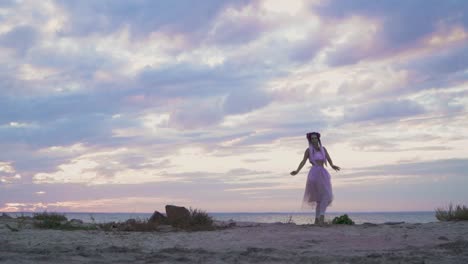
xmin=436 ymin=204 xmax=468 ymax=221
xmin=26 ymin=208 xmax=215 ymax=232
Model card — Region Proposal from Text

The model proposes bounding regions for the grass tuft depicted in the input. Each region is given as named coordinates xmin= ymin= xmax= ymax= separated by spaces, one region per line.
xmin=436 ymin=204 xmax=468 ymax=221
xmin=188 ymin=208 xmax=214 ymax=230
xmin=33 ymin=212 xmax=68 ymax=229
xmin=33 ymin=212 xmax=68 ymax=222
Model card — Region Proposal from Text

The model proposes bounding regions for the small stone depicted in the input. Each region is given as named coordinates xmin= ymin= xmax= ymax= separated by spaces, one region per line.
xmin=384 ymin=221 xmax=405 ymax=225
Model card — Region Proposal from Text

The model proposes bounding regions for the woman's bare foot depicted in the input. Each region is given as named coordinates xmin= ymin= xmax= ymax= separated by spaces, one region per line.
xmin=319 ymin=215 xmax=325 ymax=225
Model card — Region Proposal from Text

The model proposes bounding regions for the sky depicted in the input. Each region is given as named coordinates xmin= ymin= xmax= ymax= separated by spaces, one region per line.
xmin=1 ymin=0 xmax=468 ymax=213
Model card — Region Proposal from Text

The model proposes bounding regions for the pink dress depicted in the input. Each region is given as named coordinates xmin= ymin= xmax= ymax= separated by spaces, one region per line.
xmin=302 ymin=146 xmax=333 ymax=208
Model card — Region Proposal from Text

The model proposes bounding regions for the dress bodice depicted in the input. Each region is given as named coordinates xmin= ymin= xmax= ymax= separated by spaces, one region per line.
xmin=308 ymin=146 xmax=327 ymax=166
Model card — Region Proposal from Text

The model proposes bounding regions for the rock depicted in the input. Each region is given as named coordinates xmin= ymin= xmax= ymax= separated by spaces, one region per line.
xmin=384 ymin=221 xmax=405 ymax=225
xmin=149 ymin=211 xmax=167 ymax=224
xmin=165 ymin=205 xmax=191 ymax=228
xmin=438 ymin=236 xmax=449 ymax=241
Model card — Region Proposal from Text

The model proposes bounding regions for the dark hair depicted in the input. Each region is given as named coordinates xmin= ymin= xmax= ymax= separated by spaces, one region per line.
xmin=306 ymin=132 xmax=322 ymax=146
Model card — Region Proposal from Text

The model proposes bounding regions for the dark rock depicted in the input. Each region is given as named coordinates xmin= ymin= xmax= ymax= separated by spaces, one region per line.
xmin=149 ymin=211 xmax=167 ymax=224
xmin=384 ymin=221 xmax=405 ymax=225
xmin=438 ymin=236 xmax=449 ymax=241
xmin=125 ymin=218 xmax=137 ymax=225
xmin=165 ymin=205 xmax=190 ymax=227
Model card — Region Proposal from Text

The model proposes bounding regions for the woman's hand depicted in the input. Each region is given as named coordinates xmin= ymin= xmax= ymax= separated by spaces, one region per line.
xmin=290 ymin=170 xmax=298 ymax=176
xmin=331 ymin=165 xmax=341 ymax=171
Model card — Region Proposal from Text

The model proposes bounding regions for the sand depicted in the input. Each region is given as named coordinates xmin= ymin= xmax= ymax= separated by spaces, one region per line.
xmin=1 ymin=218 xmax=468 ymax=263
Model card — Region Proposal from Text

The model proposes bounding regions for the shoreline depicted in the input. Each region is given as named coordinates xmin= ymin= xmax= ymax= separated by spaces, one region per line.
xmin=1 ymin=211 xmax=438 ymax=225
xmin=1 ymin=218 xmax=467 ymax=263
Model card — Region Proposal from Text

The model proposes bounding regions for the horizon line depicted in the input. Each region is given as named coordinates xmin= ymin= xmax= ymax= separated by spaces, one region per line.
xmin=3 ymin=210 xmax=436 ymax=214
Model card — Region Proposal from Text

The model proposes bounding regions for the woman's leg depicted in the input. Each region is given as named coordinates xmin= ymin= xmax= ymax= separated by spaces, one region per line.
xmin=314 ymin=202 xmax=321 ymax=224
xmin=318 ymin=197 xmax=330 ymax=224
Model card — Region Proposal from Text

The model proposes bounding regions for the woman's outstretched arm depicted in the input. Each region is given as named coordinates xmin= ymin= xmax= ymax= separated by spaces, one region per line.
xmin=290 ymin=149 xmax=309 ymax=176
xmin=324 ymin=147 xmax=340 ymax=171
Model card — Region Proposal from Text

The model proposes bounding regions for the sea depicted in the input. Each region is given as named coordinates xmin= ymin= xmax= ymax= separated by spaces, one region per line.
xmin=6 ymin=211 xmax=438 ymax=225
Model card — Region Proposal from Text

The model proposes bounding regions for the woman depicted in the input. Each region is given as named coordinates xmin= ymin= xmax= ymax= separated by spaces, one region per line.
xmin=290 ymin=132 xmax=340 ymax=225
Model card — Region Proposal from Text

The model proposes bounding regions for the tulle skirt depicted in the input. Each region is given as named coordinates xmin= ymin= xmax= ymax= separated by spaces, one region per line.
xmin=302 ymin=166 xmax=333 ymax=209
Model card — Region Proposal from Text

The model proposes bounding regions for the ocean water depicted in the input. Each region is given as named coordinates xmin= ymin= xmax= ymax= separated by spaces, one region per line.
xmin=6 ymin=211 xmax=438 ymax=225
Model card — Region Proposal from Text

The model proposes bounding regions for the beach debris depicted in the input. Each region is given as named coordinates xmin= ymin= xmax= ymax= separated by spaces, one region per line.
xmin=165 ymin=205 xmax=191 ymax=228
xmin=383 ymin=221 xmax=405 ymax=225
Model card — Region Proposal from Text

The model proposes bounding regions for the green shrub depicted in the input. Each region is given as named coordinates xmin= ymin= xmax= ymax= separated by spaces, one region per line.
xmin=33 ymin=212 xmax=67 ymax=229
xmin=436 ymin=204 xmax=468 ymax=221
xmin=332 ymin=214 xmax=355 ymax=225
xmin=32 ymin=212 xmax=96 ymax=230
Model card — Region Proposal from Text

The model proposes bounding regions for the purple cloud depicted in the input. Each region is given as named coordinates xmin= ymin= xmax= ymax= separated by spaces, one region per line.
xmin=314 ymin=0 xmax=468 ymax=65
xmin=343 ymin=99 xmax=426 ymax=123
xmin=55 ymin=0 xmax=251 ymax=40
xmin=223 ymin=88 xmax=272 ymax=115
xmin=0 ymin=26 xmax=38 ymax=55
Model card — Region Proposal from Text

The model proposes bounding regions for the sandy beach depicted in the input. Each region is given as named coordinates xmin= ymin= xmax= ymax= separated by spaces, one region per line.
xmin=1 ymin=218 xmax=468 ymax=264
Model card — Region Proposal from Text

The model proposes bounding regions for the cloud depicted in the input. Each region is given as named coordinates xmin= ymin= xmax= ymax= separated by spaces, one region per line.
xmin=343 ymin=99 xmax=426 ymax=123
xmin=289 ymin=33 xmax=328 ymax=63
xmin=168 ymin=98 xmax=225 ymax=129
xmin=346 ymin=158 xmax=468 ymax=179
xmin=406 ymin=44 xmax=468 ymax=76
xmin=314 ymin=0 xmax=468 ymax=64
xmin=208 ymin=6 xmax=269 ymax=45
xmin=55 ymin=0 xmax=251 ymax=40
xmin=0 ymin=0 xmax=16 ymax=7
xmin=0 ymin=25 xmax=38 ymax=55
xmin=315 ymin=1 xmax=468 ymax=42
xmin=223 ymin=88 xmax=272 ymax=115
